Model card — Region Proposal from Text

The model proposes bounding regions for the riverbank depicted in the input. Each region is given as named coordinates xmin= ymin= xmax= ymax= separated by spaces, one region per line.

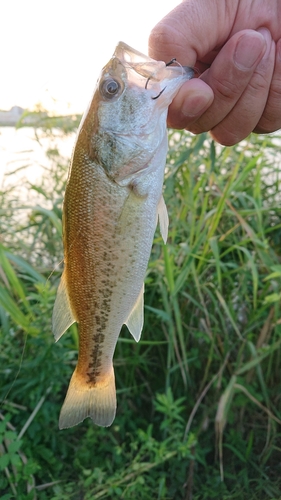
xmin=0 ymin=106 xmax=81 ymax=129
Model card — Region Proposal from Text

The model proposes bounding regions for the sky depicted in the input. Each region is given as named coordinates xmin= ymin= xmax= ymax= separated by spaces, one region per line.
xmin=2 ymin=0 xmax=180 ymax=114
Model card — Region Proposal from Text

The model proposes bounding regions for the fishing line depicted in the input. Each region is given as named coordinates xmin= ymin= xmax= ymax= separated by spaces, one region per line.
xmin=46 ymin=258 xmax=64 ymax=283
xmin=165 ymin=58 xmax=197 ymax=79
xmin=166 ymin=58 xmax=185 ymax=76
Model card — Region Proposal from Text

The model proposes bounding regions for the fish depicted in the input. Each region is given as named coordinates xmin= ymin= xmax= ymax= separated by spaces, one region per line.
xmin=52 ymin=41 xmax=193 ymax=429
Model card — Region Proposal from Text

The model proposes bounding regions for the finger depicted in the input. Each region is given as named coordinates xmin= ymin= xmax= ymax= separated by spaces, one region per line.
xmin=210 ymin=28 xmax=275 ymax=145
xmin=170 ymin=30 xmax=266 ymax=132
xmin=148 ymin=0 xmax=238 ymax=66
xmin=254 ymin=37 xmax=281 ymax=133
xmin=186 ymin=30 xmax=266 ymax=137
xmin=167 ymin=79 xmax=214 ymax=129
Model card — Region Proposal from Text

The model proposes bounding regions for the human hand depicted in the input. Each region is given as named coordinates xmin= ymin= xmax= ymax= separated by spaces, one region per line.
xmin=149 ymin=0 xmax=281 ymax=145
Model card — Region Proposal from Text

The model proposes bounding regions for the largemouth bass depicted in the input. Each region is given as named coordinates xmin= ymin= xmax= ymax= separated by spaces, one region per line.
xmin=52 ymin=41 xmax=193 ymax=429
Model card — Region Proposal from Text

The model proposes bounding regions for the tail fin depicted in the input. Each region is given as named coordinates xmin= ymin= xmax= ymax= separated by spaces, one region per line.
xmin=59 ymin=367 xmax=116 ymax=429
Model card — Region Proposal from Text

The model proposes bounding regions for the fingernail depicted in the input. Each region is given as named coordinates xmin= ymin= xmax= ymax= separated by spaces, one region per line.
xmin=234 ymin=32 xmax=266 ymax=70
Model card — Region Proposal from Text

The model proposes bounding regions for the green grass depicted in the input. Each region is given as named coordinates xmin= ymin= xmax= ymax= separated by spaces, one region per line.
xmin=1 ymin=123 xmax=281 ymax=499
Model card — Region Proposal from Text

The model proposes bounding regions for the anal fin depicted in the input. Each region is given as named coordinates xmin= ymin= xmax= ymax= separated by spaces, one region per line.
xmin=52 ymin=271 xmax=76 ymax=342
xmin=158 ymin=195 xmax=169 ymax=243
xmin=125 ymin=284 xmax=144 ymax=342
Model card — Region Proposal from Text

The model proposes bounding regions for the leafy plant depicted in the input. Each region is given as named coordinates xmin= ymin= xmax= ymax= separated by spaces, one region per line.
xmin=1 ymin=123 xmax=281 ymax=499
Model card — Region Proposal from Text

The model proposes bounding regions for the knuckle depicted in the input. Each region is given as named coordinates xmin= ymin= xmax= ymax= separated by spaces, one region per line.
xmin=149 ymin=24 xmax=168 ymax=50
xmin=247 ymin=72 xmax=269 ymax=95
xmin=149 ymin=23 xmax=181 ymax=56
xmin=212 ymin=76 xmax=242 ymax=101
xmin=254 ymin=83 xmax=281 ymax=133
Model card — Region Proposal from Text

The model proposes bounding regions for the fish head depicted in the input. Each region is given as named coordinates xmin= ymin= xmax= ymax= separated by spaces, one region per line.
xmin=78 ymin=42 xmax=193 ymax=185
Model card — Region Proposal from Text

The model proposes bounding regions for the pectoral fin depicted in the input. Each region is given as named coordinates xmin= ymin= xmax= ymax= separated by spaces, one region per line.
xmin=52 ymin=272 xmax=76 ymax=342
xmin=158 ymin=195 xmax=169 ymax=244
xmin=125 ymin=284 xmax=144 ymax=342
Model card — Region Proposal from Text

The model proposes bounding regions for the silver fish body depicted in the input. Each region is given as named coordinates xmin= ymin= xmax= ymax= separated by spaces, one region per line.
xmin=52 ymin=42 xmax=193 ymax=429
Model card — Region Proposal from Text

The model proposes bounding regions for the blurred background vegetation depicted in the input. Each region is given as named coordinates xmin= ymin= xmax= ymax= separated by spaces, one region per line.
xmin=1 ymin=118 xmax=281 ymax=499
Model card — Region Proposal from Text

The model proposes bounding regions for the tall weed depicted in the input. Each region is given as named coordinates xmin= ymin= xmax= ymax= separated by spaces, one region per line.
xmin=0 ymin=124 xmax=281 ymax=499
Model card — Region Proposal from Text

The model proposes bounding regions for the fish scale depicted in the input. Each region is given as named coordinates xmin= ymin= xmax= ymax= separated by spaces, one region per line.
xmin=52 ymin=41 xmax=193 ymax=428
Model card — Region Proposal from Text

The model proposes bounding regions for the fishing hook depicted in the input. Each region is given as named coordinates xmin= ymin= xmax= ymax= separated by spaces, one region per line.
xmin=145 ymin=58 xmax=177 ymax=98
xmin=151 ymin=87 xmax=166 ymax=100
xmin=145 ymin=77 xmax=151 ymax=90
xmin=165 ymin=58 xmax=177 ymax=67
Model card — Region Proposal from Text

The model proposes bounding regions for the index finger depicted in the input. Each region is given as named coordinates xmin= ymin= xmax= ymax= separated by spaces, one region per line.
xmin=148 ymin=0 xmax=238 ymax=65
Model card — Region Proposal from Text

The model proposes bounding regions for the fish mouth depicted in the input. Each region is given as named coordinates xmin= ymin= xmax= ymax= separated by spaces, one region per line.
xmin=146 ymin=58 xmax=194 ymax=100
xmin=114 ymin=41 xmax=161 ymax=76
xmin=113 ymin=41 xmax=194 ymax=99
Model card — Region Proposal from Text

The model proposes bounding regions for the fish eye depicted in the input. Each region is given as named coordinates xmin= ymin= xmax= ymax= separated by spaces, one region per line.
xmin=100 ymin=78 xmax=121 ymax=99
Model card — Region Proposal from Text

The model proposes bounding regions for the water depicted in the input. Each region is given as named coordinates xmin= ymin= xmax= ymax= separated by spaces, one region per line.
xmin=1 ymin=127 xmax=281 ymax=201
xmin=0 ymin=126 xmax=75 ymax=189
